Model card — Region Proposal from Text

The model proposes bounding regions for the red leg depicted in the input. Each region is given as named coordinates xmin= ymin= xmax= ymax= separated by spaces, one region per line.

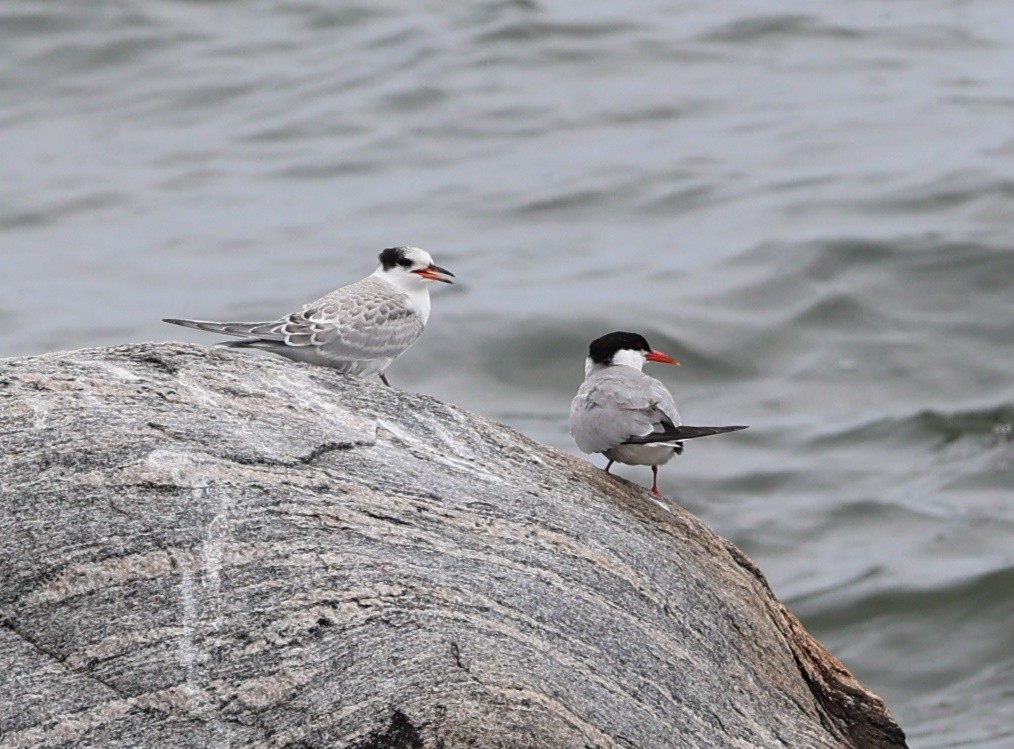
xmin=379 ymin=373 xmax=391 ymax=387
xmin=650 ymin=465 xmax=662 ymax=496
xmin=604 ymin=459 xmax=614 ymax=474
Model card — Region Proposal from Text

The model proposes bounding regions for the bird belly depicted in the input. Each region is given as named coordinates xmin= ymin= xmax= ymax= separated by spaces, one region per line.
xmin=237 ymin=341 xmax=393 ymax=375
xmin=603 ymin=443 xmax=678 ymax=467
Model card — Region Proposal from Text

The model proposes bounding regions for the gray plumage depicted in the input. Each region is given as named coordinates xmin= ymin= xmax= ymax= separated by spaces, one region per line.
xmin=571 ymin=365 xmax=684 ymax=457
xmin=569 ymin=331 xmax=747 ymax=496
xmin=163 ymin=246 xmax=453 ymax=385
xmin=166 ymin=277 xmax=423 ymax=376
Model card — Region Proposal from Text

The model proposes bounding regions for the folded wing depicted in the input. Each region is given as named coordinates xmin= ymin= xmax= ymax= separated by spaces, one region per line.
xmin=623 ymin=424 xmax=748 ymax=444
xmin=163 ymin=277 xmax=425 ymax=364
xmin=571 ymin=369 xmax=682 ymax=454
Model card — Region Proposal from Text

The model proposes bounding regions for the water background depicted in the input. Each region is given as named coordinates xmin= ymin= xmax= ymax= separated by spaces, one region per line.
xmin=2 ymin=2 xmax=1012 ymax=746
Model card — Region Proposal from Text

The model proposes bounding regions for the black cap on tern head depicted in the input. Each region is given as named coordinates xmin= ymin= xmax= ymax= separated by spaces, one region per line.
xmin=588 ymin=331 xmax=652 ymax=365
xmin=379 ymin=246 xmax=414 ymax=270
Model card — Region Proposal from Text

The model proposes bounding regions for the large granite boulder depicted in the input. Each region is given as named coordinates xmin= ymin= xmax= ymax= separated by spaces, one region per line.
xmin=0 ymin=343 xmax=907 ymax=748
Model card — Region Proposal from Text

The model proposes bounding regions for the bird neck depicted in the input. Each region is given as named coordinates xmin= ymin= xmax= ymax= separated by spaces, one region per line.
xmin=585 ymin=350 xmax=646 ymax=378
xmin=611 ymin=349 xmax=646 ymax=371
xmin=372 ymin=268 xmax=431 ymax=324
xmin=407 ymin=284 xmax=431 ymax=324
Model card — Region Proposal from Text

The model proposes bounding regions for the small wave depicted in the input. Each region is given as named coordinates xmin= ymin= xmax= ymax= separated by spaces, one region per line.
xmin=640 ymin=185 xmax=718 ymax=216
xmin=288 ymin=4 xmax=388 ymax=32
xmin=1 ymin=191 xmax=130 ymax=231
xmin=515 ymin=187 xmax=613 ymax=215
xmin=700 ymin=14 xmax=861 ymax=44
xmin=814 ymin=405 xmax=1014 ymax=447
xmin=700 ymin=237 xmax=1013 ymax=332
xmin=790 ymin=292 xmax=891 ymax=329
xmin=795 ymin=564 xmax=1014 ymax=631
xmin=477 ymin=19 xmax=641 ymax=45
xmin=857 ymin=173 xmax=1014 ymax=215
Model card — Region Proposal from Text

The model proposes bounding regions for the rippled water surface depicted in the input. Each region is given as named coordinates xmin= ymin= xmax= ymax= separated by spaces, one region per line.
xmin=3 ymin=2 xmax=1013 ymax=746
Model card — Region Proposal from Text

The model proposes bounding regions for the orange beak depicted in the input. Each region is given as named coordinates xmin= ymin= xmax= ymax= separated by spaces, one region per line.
xmin=412 ymin=263 xmax=455 ymax=283
xmin=645 ymin=349 xmax=680 ymax=365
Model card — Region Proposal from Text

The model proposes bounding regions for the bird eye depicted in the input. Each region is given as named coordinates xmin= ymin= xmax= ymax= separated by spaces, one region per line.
xmin=397 ymin=258 xmax=413 ymax=268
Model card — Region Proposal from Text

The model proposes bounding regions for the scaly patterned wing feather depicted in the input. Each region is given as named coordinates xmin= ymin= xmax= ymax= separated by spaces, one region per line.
xmin=277 ymin=277 xmax=424 ymax=363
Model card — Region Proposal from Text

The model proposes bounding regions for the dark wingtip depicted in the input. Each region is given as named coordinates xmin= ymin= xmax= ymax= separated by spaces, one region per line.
xmin=623 ymin=424 xmax=749 ymax=445
xmin=683 ymin=425 xmax=749 ymax=437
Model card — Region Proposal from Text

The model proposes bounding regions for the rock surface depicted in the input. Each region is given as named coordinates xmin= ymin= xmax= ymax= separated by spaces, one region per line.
xmin=0 ymin=343 xmax=908 ymax=749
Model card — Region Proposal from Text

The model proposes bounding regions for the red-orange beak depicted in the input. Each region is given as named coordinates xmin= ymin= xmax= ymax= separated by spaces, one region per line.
xmin=645 ymin=349 xmax=680 ymax=365
xmin=412 ymin=263 xmax=455 ymax=283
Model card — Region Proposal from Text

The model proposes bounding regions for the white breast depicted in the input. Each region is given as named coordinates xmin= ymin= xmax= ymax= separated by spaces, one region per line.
xmin=403 ymin=285 xmax=432 ymax=325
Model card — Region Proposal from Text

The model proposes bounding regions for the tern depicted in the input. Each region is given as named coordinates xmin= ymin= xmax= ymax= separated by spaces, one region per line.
xmin=569 ymin=331 xmax=747 ymax=496
xmin=163 ymin=246 xmax=454 ymax=386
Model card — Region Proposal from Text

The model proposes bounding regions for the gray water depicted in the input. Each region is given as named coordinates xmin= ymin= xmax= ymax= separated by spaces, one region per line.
xmin=2 ymin=1 xmax=1012 ymax=746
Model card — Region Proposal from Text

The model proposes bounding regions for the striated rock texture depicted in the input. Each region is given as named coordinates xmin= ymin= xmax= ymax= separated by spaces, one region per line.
xmin=0 ymin=343 xmax=907 ymax=749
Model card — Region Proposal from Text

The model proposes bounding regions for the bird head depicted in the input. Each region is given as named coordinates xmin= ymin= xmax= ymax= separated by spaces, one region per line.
xmin=376 ymin=246 xmax=454 ymax=289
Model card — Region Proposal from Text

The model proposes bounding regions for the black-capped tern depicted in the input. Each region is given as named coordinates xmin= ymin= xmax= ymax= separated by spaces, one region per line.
xmin=569 ymin=331 xmax=747 ymax=496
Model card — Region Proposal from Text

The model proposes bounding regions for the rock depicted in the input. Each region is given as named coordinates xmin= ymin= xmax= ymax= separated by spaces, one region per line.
xmin=0 ymin=343 xmax=907 ymax=749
